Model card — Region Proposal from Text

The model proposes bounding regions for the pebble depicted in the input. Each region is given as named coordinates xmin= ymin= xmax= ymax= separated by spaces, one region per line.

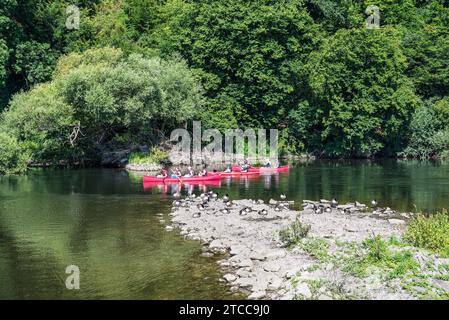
xmin=263 ymin=262 xmax=281 ymax=272
xmin=295 ymin=283 xmax=312 ymax=299
xmin=223 ymin=274 xmax=237 ymax=283
xmin=388 ymin=219 xmax=406 ymax=225
xmin=248 ymin=291 xmax=266 ymax=300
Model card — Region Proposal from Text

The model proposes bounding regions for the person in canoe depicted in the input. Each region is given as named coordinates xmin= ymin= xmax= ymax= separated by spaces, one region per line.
xmin=199 ymin=166 xmax=208 ymax=176
xmin=169 ymin=167 xmax=181 ymax=178
xmin=224 ymin=164 xmax=232 ymax=173
xmin=184 ymin=166 xmax=195 ymax=178
xmin=263 ymin=158 xmax=272 ymax=168
xmin=157 ymin=168 xmax=168 ymax=178
xmin=241 ymin=160 xmax=251 ymax=173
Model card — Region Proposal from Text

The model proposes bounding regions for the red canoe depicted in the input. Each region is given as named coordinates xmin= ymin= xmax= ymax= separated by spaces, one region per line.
xmin=143 ymin=180 xmax=222 ymax=188
xmin=143 ymin=174 xmax=222 ymax=184
xmin=219 ymin=171 xmax=260 ymax=177
xmin=232 ymin=165 xmax=289 ymax=173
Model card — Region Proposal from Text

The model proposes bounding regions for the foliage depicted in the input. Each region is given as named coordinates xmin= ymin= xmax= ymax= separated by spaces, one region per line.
xmin=1 ymin=84 xmax=75 ymax=163
xmin=0 ymin=39 xmax=8 ymax=106
xmin=13 ymin=41 xmax=58 ymax=89
xmin=399 ymin=106 xmax=449 ymax=159
xmin=128 ymin=147 xmax=169 ymax=165
xmin=404 ymin=210 xmax=449 ymax=256
xmin=158 ymin=0 xmax=321 ymax=129
xmin=1 ymin=0 xmax=449 ymax=164
xmin=0 ymin=132 xmax=30 ymax=175
xmin=279 ymin=216 xmax=311 ymax=247
xmin=304 ymin=28 xmax=419 ymax=157
xmin=0 ymin=48 xmax=203 ymax=169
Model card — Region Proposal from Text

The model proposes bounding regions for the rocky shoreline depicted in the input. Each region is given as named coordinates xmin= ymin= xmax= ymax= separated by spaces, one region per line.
xmin=165 ymin=195 xmax=449 ymax=300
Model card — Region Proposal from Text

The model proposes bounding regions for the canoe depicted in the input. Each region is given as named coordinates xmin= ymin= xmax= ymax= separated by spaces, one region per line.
xmin=232 ymin=165 xmax=289 ymax=173
xmin=219 ymin=171 xmax=260 ymax=177
xmin=143 ymin=174 xmax=222 ymax=184
xmin=143 ymin=180 xmax=222 ymax=188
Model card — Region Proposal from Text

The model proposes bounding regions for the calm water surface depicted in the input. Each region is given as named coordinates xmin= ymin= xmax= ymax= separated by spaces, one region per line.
xmin=0 ymin=160 xmax=448 ymax=299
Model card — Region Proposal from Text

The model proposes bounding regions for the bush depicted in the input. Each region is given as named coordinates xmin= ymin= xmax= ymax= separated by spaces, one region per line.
xmin=0 ymin=132 xmax=30 ymax=175
xmin=128 ymin=147 xmax=169 ymax=165
xmin=279 ymin=216 xmax=311 ymax=247
xmin=399 ymin=106 xmax=447 ymax=159
xmin=404 ymin=210 xmax=449 ymax=256
xmin=2 ymin=84 xmax=75 ymax=163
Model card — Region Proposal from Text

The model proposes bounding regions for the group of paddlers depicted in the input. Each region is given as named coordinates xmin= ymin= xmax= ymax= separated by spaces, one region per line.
xmin=157 ymin=166 xmax=208 ymax=179
xmin=157 ymin=159 xmax=273 ymax=178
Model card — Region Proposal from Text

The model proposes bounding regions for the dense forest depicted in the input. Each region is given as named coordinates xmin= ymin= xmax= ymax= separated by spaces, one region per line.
xmin=1 ymin=0 xmax=449 ymax=174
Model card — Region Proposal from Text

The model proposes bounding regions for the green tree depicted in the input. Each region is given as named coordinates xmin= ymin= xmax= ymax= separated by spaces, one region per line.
xmin=157 ymin=0 xmax=320 ymax=129
xmin=304 ymin=28 xmax=419 ymax=157
xmin=13 ymin=41 xmax=58 ymax=89
xmin=0 ymin=48 xmax=204 ymax=171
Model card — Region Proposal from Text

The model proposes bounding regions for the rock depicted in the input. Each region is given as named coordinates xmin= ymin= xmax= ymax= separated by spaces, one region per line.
xmin=430 ymin=279 xmax=449 ymax=291
xmin=265 ymin=250 xmax=286 ymax=259
xmin=235 ymin=277 xmax=255 ymax=289
xmin=126 ymin=163 xmax=162 ymax=172
xmin=223 ymin=274 xmax=237 ymax=283
xmin=209 ymin=239 xmax=226 ymax=251
xmin=388 ymin=219 xmax=405 ymax=225
xmin=267 ymin=277 xmax=284 ymax=291
xmin=248 ymin=291 xmax=266 ymax=300
xmin=280 ymin=292 xmax=295 ymax=300
xmin=236 ymin=259 xmax=253 ymax=268
xmin=263 ymin=262 xmax=281 ymax=272
xmin=236 ymin=268 xmax=252 ymax=277
xmin=201 ymin=252 xmax=214 ymax=258
xmin=165 ymin=226 xmax=174 ymax=231
xmin=218 ymin=260 xmax=230 ymax=267
xmin=401 ymin=213 xmax=410 ymax=219
xmin=294 ymin=283 xmax=312 ymax=299
xmin=249 ymin=251 xmax=266 ymax=261
xmin=230 ymin=245 xmax=246 ymax=256
xmin=229 ymin=286 xmax=239 ymax=293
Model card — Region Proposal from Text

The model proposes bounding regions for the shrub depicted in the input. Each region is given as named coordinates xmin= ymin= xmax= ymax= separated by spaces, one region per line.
xmin=279 ymin=216 xmax=311 ymax=247
xmin=0 ymin=132 xmax=30 ymax=175
xmin=400 ymin=106 xmax=445 ymax=159
xmin=2 ymin=84 xmax=75 ymax=163
xmin=128 ymin=147 xmax=169 ymax=165
xmin=404 ymin=210 xmax=449 ymax=256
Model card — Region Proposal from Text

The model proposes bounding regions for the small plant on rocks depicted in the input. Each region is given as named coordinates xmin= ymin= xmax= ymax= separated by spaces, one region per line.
xmin=279 ymin=216 xmax=311 ymax=247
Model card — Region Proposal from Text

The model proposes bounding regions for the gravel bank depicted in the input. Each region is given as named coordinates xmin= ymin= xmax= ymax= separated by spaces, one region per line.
xmin=166 ymin=195 xmax=448 ymax=300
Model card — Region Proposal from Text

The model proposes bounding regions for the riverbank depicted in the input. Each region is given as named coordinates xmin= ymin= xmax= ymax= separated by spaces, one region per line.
xmin=168 ymin=196 xmax=449 ymax=300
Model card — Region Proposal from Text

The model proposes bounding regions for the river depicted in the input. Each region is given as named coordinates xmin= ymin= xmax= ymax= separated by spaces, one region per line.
xmin=0 ymin=160 xmax=448 ymax=299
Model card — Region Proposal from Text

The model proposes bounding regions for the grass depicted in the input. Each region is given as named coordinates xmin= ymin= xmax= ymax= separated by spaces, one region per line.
xmin=128 ymin=147 xmax=169 ymax=165
xmin=335 ymin=236 xmax=420 ymax=279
